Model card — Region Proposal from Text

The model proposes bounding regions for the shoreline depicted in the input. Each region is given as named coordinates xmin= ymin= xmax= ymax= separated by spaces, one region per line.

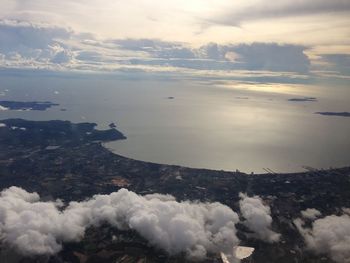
xmin=1 ymin=118 xmax=350 ymax=263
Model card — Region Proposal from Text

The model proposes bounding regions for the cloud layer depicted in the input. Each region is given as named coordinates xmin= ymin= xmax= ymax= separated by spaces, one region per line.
xmin=209 ymin=0 xmax=350 ymax=26
xmin=0 ymin=18 xmax=349 ymax=81
xmin=0 ymin=20 xmax=73 ymax=69
xmin=0 ymin=20 xmax=311 ymax=74
xmin=0 ymin=186 xmax=240 ymax=259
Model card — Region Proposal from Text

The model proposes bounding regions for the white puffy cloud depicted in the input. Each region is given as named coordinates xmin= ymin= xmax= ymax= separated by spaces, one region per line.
xmin=0 ymin=186 xmax=240 ymax=259
xmin=294 ymin=212 xmax=350 ymax=263
xmin=239 ymin=193 xmax=280 ymax=243
xmin=301 ymin=208 xmax=322 ymax=220
xmin=0 ymin=187 xmax=86 ymax=255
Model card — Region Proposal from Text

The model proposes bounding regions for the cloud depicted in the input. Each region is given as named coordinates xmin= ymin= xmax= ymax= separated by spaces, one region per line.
xmin=0 ymin=186 xmax=240 ymax=259
xmin=301 ymin=208 xmax=322 ymax=220
xmin=239 ymin=193 xmax=280 ymax=243
xmin=116 ymin=40 xmax=311 ymax=73
xmin=343 ymin=208 xmax=350 ymax=215
xmin=322 ymin=54 xmax=350 ymax=75
xmin=228 ymin=43 xmax=310 ymax=73
xmin=198 ymin=43 xmax=226 ymax=60
xmin=50 ymin=46 xmax=73 ymax=64
xmin=0 ymin=20 xmax=74 ymax=68
xmin=294 ymin=211 xmax=350 ymax=263
xmin=4 ymin=19 xmax=350 ymax=81
xmin=0 ymin=20 xmax=70 ymax=54
xmin=208 ymin=0 xmax=350 ymax=26
xmin=75 ymin=51 xmax=103 ymax=62
xmin=1 ymin=0 xmax=349 ymax=58
xmin=112 ymin=39 xmax=196 ymax=59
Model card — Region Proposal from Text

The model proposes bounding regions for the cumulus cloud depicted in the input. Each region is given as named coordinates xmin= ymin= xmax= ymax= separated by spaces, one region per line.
xmin=301 ymin=208 xmax=322 ymax=220
xmin=294 ymin=211 xmax=350 ymax=263
xmin=0 ymin=186 xmax=240 ymax=259
xmin=239 ymin=193 xmax=280 ymax=243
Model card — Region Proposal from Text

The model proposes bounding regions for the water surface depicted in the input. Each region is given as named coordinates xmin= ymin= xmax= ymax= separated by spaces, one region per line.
xmin=0 ymin=74 xmax=349 ymax=173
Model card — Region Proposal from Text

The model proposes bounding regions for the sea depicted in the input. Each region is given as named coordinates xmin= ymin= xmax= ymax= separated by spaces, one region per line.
xmin=1 ymin=71 xmax=349 ymax=173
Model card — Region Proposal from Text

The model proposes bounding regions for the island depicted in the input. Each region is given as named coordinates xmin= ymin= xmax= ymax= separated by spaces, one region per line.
xmin=315 ymin=111 xmax=350 ymax=117
xmin=288 ymin=97 xmax=317 ymax=102
xmin=0 ymin=100 xmax=59 ymax=111
xmin=0 ymin=118 xmax=349 ymax=263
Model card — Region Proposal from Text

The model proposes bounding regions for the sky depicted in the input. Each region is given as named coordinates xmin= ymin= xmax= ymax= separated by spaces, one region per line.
xmin=0 ymin=0 xmax=349 ymax=82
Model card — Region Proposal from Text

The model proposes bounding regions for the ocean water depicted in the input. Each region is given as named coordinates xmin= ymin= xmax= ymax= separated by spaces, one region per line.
xmin=0 ymin=73 xmax=349 ymax=173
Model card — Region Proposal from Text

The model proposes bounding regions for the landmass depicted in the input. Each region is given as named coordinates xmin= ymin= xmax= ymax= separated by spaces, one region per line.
xmin=315 ymin=112 xmax=350 ymax=117
xmin=0 ymin=119 xmax=126 ymax=147
xmin=288 ymin=97 xmax=317 ymax=102
xmin=0 ymin=101 xmax=59 ymax=111
xmin=0 ymin=119 xmax=349 ymax=263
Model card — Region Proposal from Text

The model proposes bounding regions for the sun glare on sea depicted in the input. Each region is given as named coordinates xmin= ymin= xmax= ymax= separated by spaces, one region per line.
xmin=217 ymin=82 xmax=313 ymax=96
